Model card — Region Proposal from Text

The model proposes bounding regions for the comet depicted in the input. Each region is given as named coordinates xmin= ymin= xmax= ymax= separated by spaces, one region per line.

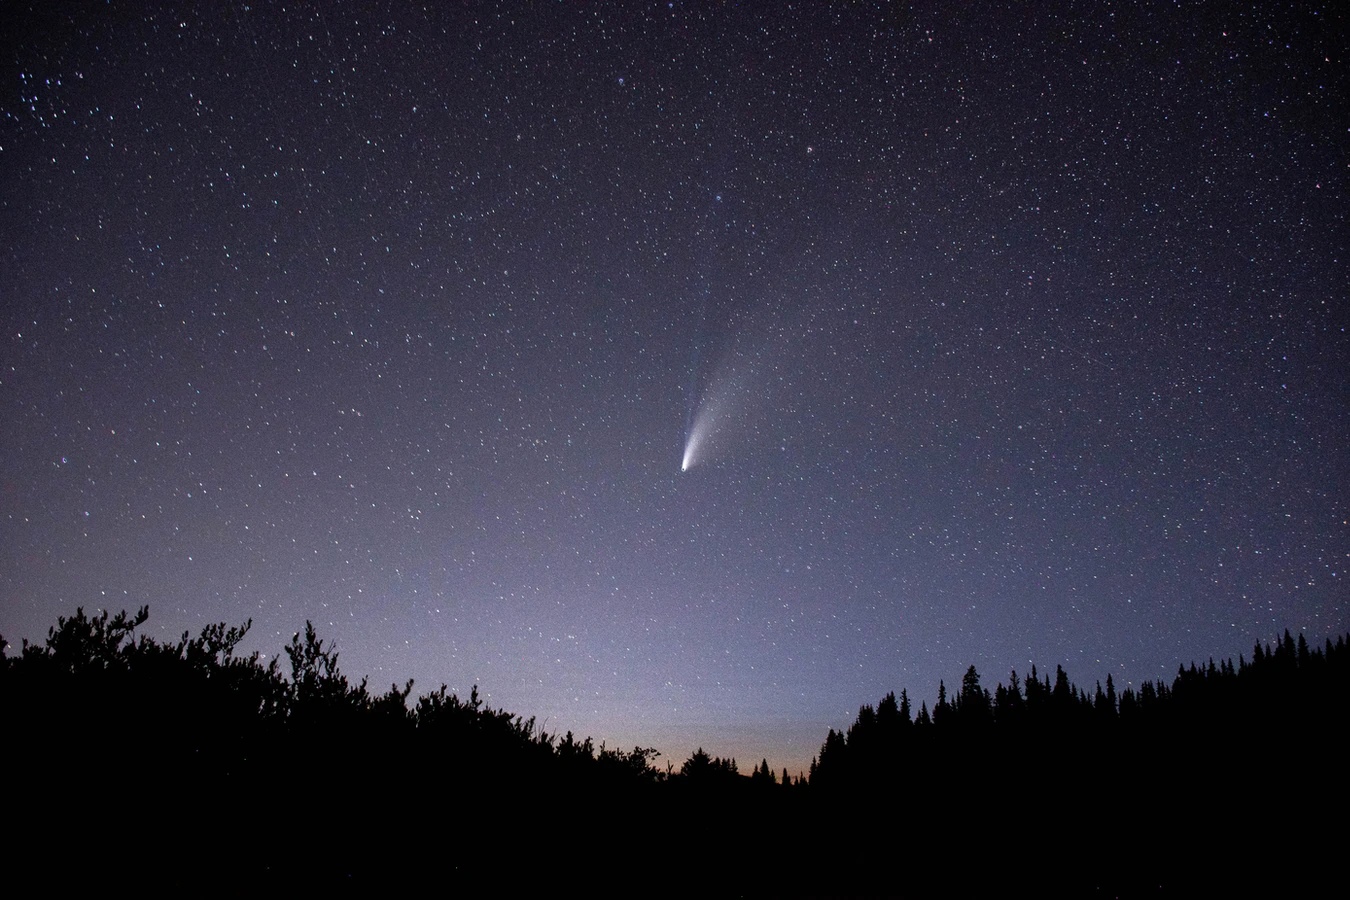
xmin=680 ymin=304 xmax=780 ymax=473
xmin=680 ymin=370 xmax=739 ymax=472
xmin=681 ymin=416 xmax=709 ymax=472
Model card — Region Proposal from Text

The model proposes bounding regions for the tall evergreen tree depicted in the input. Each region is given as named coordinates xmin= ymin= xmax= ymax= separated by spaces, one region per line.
xmin=956 ymin=665 xmax=992 ymax=726
xmin=933 ymin=680 xmax=951 ymax=727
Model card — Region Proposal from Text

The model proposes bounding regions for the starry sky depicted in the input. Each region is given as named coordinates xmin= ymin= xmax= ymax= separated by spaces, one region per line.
xmin=2 ymin=1 xmax=1345 ymax=776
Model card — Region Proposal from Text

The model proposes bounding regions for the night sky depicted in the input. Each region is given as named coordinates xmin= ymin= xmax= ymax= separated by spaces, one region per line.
xmin=3 ymin=1 xmax=1345 ymax=776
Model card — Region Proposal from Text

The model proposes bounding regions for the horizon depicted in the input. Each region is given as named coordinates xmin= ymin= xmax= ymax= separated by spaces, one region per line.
xmin=1 ymin=605 xmax=1325 ymax=779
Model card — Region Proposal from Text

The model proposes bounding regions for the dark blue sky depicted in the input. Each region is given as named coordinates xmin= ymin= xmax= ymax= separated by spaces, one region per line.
xmin=3 ymin=1 xmax=1345 ymax=775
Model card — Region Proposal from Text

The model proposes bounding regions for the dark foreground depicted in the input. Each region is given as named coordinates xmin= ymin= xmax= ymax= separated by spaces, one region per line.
xmin=5 ymin=610 xmax=1342 ymax=895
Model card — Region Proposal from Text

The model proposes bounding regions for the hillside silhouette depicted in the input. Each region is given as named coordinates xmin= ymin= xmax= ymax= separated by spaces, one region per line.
xmin=3 ymin=608 xmax=1343 ymax=895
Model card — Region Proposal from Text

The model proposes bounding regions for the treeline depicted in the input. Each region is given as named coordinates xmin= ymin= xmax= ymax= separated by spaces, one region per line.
xmin=3 ymin=607 xmax=664 ymax=791
xmin=3 ymin=608 xmax=1344 ymax=894
xmin=800 ymin=630 xmax=1347 ymax=895
xmin=809 ymin=629 xmax=1350 ymax=791
xmin=2 ymin=607 xmax=670 ymax=889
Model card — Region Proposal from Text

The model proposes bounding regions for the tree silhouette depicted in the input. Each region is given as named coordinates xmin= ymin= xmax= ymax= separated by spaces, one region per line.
xmin=4 ymin=604 xmax=1344 ymax=894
